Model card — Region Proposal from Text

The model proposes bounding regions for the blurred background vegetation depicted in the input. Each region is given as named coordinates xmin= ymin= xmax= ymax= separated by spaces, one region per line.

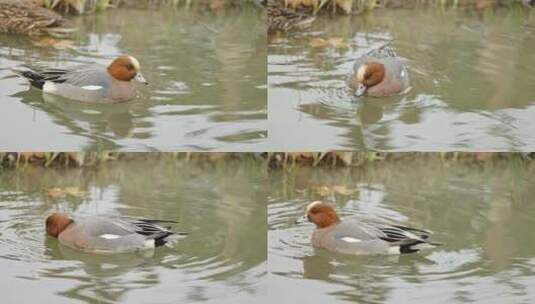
xmin=273 ymin=0 xmax=532 ymax=15
xmin=37 ymin=0 xmax=262 ymax=14
xmin=0 ymin=152 xmax=263 ymax=168
xmin=0 ymin=152 xmax=533 ymax=168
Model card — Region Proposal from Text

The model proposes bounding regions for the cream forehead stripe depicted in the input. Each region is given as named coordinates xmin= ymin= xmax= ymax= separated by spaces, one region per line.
xmin=127 ymin=56 xmax=140 ymax=70
xmin=356 ymin=64 xmax=367 ymax=81
xmin=306 ymin=201 xmax=323 ymax=213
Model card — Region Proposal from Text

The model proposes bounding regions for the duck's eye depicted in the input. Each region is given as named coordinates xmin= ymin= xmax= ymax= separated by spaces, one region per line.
xmin=125 ymin=63 xmax=135 ymax=70
xmin=310 ymin=208 xmax=319 ymax=214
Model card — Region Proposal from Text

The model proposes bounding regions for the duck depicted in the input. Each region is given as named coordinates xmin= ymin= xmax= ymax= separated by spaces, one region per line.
xmin=45 ymin=213 xmax=186 ymax=254
xmin=0 ymin=0 xmax=75 ymax=37
xmin=349 ymin=45 xmax=410 ymax=98
xmin=265 ymin=0 xmax=316 ymax=34
xmin=305 ymin=201 xmax=440 ymax=255
xmin=15 ymin=55 xmax=148 ymax=103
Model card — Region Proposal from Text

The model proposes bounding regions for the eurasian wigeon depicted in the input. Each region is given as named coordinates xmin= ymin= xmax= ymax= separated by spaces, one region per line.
xmin=45 ymin=213 xmax=184 ymax=254
xmin=17 ymin=55 xmax=148 ymax=103
xmin=349 ymin=45 xmax=410 ymax=98
xmin=305 ymin=201 xmax=440 ymax=255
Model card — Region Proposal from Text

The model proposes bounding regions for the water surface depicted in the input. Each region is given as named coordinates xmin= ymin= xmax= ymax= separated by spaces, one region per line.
xmin=268 ymin=157 xmax=535 ymax=303
xmin=0 ymin=157 xmax=266 ymax=303
xmin=0 ymin=6 xmax=266 ymax=151
xmin=268 ymin=8 xmax=535 ymax=151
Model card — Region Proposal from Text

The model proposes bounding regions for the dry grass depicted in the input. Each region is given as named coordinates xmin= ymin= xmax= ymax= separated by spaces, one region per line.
xmin=0 ymin=152 xmax=264 ymax=168
xmin=38 ymin=0 xmax=261 ymax=14
xmin=266 ymin=152 xmax=534 ymax=168
xmin=278 ymin=0 xmax=530 ymax=15
xmin=1 ymin=152 xmax=532 ymax=169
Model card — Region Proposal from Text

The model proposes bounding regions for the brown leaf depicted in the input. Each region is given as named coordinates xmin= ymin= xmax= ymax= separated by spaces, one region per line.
xmin=46 ymin=187 xmax=86 ymax=198
xmin=310 ymin=37 xmax=350 ymax=49
xmin=332 ymin=185 xmax=356 ymax=195
xmin=46 ymin=188 xmax=66 ymax=198
xmin=313 ymin=186 xmax=331 ymax=196
xmin=310 ymin=38 xmax=330 ymax=48
xmin=32 ymin=37 xmax=75 ymax=50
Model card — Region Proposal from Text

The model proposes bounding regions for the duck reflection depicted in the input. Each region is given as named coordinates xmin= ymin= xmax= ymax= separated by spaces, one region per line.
xmin=42 ymin=236 xmax=169 ymax=303
xmin=12 ymin=89 xmax=135 ymax=140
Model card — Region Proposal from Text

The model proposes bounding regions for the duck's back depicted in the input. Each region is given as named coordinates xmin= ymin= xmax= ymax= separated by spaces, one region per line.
xmin=312 ymin=221 xmax=392 ymax=255
xmin=42 ymin=65 xmax=121 ymax=102
xmin=59 ymin=216 xmax=148 ymax=253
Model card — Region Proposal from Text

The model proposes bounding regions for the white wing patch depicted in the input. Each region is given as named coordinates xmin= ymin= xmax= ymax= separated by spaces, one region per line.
xmin=43 ymin=82 xmax=58 ymax=93
xmin=81 ymin=85 xmax=103 ymax=91
xmin=387 ymin=246 xmax=401 ymax=255
xmin=99 ymin=234 xmax=121 ymax=240
xmin=341 ymin=237 xmax=362 ymax=243
xmin=143 ymin=239 xmax=155 ymax=249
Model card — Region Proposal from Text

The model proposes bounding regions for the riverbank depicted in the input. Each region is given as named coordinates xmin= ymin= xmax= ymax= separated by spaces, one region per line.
xmin=276 ymin=0 xmax=532 ymax=15
xmin=37 ymin=0 xmax=261 ymax=14
xmin=266 ymin=152 xmax=534 ymax=168
xmin=1 ymin=152 xmax=532 ymax=168
xmin=0 ymin=152 xmax=264 ymax=168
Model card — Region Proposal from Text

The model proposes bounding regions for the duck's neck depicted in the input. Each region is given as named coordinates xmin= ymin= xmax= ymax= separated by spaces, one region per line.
xmin=316 ymin=216 xmax=341 ymax=229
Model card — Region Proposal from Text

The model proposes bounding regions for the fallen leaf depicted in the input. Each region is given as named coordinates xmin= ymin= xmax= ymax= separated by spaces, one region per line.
xmin=64 ymin=187 xmax=86 ymax=197
xmin=314 ymin=186 xmax=332 ymax=196
xmin=310 ymin=37 xmax=330 ymax=48
xmin=313 ymin=185 xmax=356 ymax=196
xmin=332 ymin=185 xmax=356 ymax=195
xmin=310 ymin=37 xmax=350 ymax=49
xmin=32 ymin=38 xmax=75 ymax=50
xmin=46 ymin=188 xmax=66 ymax=198
xmin=327 ymin=37 xmax=349 ymax=49
xmin=46 ymin=187 xmax=86 ymax=198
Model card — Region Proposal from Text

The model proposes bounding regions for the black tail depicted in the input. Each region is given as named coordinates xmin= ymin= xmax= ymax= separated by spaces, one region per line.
xmin=153 ymin=231 xmax=174 ymax=247
xmin=400 ymin=240 xmax=442 ymax=254
xmin=19 ymin=70 xmax=45 ymax=90
xmin=137 ymin=219 xmax=179 ymax=224
xmin=400 ymin=241 xmax=424 ymax=254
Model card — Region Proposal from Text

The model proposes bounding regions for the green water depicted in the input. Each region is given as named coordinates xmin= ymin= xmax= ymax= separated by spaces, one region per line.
xmin=268 ymin=158 xmax=535 ymax=303
xmin=0 ymin=158 xmax=266 ymax=303
xmin=0 ymin=6 xmax=266 ymax=151
xmin=268 ymin=8 xmax=535 ymax=151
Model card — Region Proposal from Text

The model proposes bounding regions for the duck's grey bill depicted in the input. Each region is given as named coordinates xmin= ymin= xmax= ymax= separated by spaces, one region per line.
xmin=355 ymin=83 xmax=366 ymax=97
xmin=134 ymin=72 xmax=148 ymax=85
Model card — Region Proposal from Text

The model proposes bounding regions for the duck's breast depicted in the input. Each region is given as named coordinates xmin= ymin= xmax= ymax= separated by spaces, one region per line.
xmin=109 ymin=79 xmax=137 ymax=102
xmin=57 ymin=224 xmax=90 ymax=250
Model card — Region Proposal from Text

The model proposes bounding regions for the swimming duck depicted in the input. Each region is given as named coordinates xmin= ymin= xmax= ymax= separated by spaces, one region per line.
xmin=349 ymin=45 xmax=410 ymax=98
xmin=0 ymin=0 xmax=75 ymax=37
xmin=265 ymin=0 xmax=315 ymax=34
xmin=305 ymin=201 xmax=440 ymax=255
xmin=45 ymin=213 xmax=185 ymax=254
xmin=16 ymin=55 xmax=148 ymax=103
